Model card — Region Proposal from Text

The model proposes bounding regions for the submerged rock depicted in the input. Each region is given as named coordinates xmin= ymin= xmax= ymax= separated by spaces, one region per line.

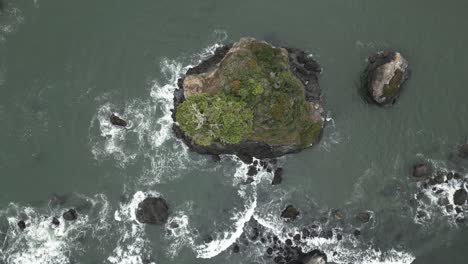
xmin=411 ymin=163 xmax=430 ymax=180
xmin=453 ymin=189 xmax=467 ymax=205
xmin=232 ymin=243 xmax=240 ymax=253
xmin=63 ymin=209 xmax=78 ymax=221
xmin=356 ymin=211 xmax=371 ymax=223
xmin=135 ymin=197 xmax=169 ymax=224
xmin=272 ymin=168 xmax=283 ymax=185
xmin=281 ymin=205 xmax=300 ymax=220
xmin=17 ymin=220 xmax=26 ymax=231
xmin=172 ymin=38 xmax=325 ymax=159
xmin=110 ymin=113 xmax=128 ymax=127
xmin=459 ymin=144 xmax=468 ymax=159
xmin=365 ymin=51 xmax=409 ymax=106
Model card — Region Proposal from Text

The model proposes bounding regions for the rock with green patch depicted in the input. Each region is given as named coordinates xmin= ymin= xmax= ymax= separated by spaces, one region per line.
xmin=366 ymin=51 xmax=409 ymax=106
xmin=172 ymin=38 xmax=325 ymax=159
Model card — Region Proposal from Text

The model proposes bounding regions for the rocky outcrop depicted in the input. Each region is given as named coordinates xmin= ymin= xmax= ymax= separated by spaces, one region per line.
xmin=172 ymin=38 xmax=325 ymax=159
xmin=366 ymin=51 xmax=409 ymax=106
xmin=411 ymin=163 xmax=430 ymax=180
xmin=135 ymin=197 xmax=169 ymax=224
xmin=63 ymin=209 xmax=78 ymax=221
xmin=281 ymin=205 xmax=300 ymax=220
xmin=110 ymin=114 xmax=127 ymax=127
xmin=272 ymin=168 xmax=283 ymax=185
xmin=298 ymin=250 xmax=328 ymax=264
xmin=17 ymin=220 xmax=26 ymax=231
xmin=453 ymin=189 xmax=467 ymax=205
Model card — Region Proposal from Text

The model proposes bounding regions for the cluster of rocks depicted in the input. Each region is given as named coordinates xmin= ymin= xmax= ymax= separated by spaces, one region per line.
xmin=410 ymin=161 xmax=467 ymax=223
xmin=16 ymin=208 xmax=78 ymax=231
xmin=239 ymin=157 xmax=283 ymax=185
xmin=136 ymin=197 xmax=170 ymax=225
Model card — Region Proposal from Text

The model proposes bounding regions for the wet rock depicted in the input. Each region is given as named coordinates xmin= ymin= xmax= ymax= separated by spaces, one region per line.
xmin=456 ymin=217 xmax=466 ymax=224
xmin=135 ymin=197 xmax=169 ymax=224
xmin=458 ymin=144 xmax=468 ymax=159
xmin=260 ymin=160 xmax=268 ymax=169
xmin=110 ymin=113 xmax=127 ymax=127
xmin=247 ymin=165 xmax=258 ymax=176
xmin=437 ymin=197 xmax=450 ymax=206
xmin=455 ymin=207 xmax=462 ymax=214
xmin=319 ymin=230 xmax=333 ymax=239
xmin=293 ymin=234 xmax=301 ymax=241
xmin=244 ymin=177 xmax=255 ymax=185
xmin=353 ymin=229 xmax=361 ymax=237
xmin=446 ymin=204 xmax=454 ymax=213
xmin=17 ymin=220 xmax=26 ymax=231
xmin=302 ymin=228 xmax=310 ymax=238
xmin=365 ymin=50 xmax=409 ymax=106
xmin=203 ymin=235 xmax=213 ymax=243
xmin=332 ymin=209 xmax=345 ymax=220
xmin=281 ymin=205 xmax=300 ymax=220
xmin=356 ymin=211 xmax=371 ymax=223
xmin=453 ymin=189 xmax=467 ymax=205
xmin=63 ymin=209 xmax=78 ymax=221
xmin=416 ymin=210 xmax=427 ymax=219
xmin=336 ymin=233 xmax=343 ymax=241
xmin=211 ymin=155 xmax=221 ymax=162
xmin=51 ymin=217 xmax=60 ymax=226
xmin=267 ymin=247 xmax=273 ymax=255
xmin=237 ymin=154 xmax=253 ymax=164
xmin=285 ymin=239 xmax=293 ymax=246
xmin=434 ymin=173 xmax=446 ymax=184
xmin=412 ymin=163 xmax=430 ymax=179
xmin=169 ymin=221 xmax=179 ymax=229
xmin=298 ymin=249 xmax=327 ymax=264
xmin=272 ymin=168 xmax=283 ymax=185
xmin=232 ymin=243 xmax=240 ymax=253
xmin=447 ymin=172 xmax=454 ymax=181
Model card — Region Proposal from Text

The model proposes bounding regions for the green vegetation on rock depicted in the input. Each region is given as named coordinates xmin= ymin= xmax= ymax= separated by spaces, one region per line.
xmin=176 ymin=39 xmax=322 ymax=147
xmin=382 ymin=69 xmax=403 ymax=98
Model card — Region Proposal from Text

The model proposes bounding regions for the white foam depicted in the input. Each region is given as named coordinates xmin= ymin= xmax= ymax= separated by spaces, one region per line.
xmin=0 ymin=204 xmax=89 ymax=264
xmin=195 ymin=195 xmax=257 ymax=259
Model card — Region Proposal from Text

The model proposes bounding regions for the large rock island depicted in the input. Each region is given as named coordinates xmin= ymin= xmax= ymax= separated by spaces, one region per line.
xmin=172 ymin=38 xmax=325 ymax=159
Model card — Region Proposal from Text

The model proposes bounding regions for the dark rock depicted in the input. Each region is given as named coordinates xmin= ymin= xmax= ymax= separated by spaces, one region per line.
xmin=412 ymin=163 xmax=430 ymax=179
xmin=302 ymin=228 xmax=310 ymax=238
xmin=281 ymin=205 xmax=300 ymax=220
xmin=297 ymin=249 xmax=327 ymax=264
xmin=293 ymin=234 xmax=301 ymax=241
xmin=456 ymin=207 xmax=463 ymax=214
xmin=434 ymin=173 xmax=446 ymax=184
xmin=437 ymin=197 xmax=450 ymax=206
xmin=446 ymin=204 xmax=454 ymax=213
xmin=17 ymin=220 xmax=26 ymax=231
xmin=454 ymin=172 xmax=462 ymax=180
xmin=458 ymin=144 xmax=468 ymax=159
xmin=244 ymin=178 xmax=254 ymax=185
xmin=265 ymin=247 xmax=273 ymax=256
xmin=272 ymin=168 xmax=283 ymax=185
xmin=353 ymin=229 xmax=361 ymax=237
xmin=365 ymin=50 xmax=409 ymax=106
xmin=203 ymin=235 xmax=213 ymax=243
xmin=51 ymin=217 xmax=60 ymax=226
xmin=169 ymin=221 xmax=179 ymax=229
xmin=110 ymin=114 xmax=127 ymax=127
xmin=253 ymin=160 xmax=258 ymax=166
xmin=247 ymin=165 xmax=258 ymax=176
xmin=260 ymin=160 xmax=268 ymax=169
xmin=211 ymin=155 xmax=221 ymax=162
xmin=356 ymin=211 xmax=371 ymax=223
xmin=456 ymin=218 xmax=465 ymax=224
xmin=416 ymin=210 xmax=427 ymax=219
xmin=63 ymin=209 xmax=78 ymax=221
xmin=238 ymin=155 xmax=253 ymax=164
xmin=447 ymin=172 xmax=454 ymax=181
xmin=319 ymin=230 xmax=333 ymax=239
xmin=232 ymin=243 xmax=240 ymax=253
xmin=135 ymin=197 xmax=169 ymax=224
xmin=453 ymin=189 xmax=467 ymax=205
xmin=336 ymin=233 xmax=343 ymax=240
xmin=285 ymin=239 xmax=293 ymax=246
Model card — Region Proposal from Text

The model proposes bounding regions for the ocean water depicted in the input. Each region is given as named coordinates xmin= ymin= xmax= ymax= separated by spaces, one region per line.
xmin=1 ymin=0 xmax=468 ymax=263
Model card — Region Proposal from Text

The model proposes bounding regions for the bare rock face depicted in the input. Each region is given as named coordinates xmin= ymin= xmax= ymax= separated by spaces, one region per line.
xmin=63 ymin=209 xmax=78 ymax=221
xmin=281 ymin=205 xmax=300 ymax=220
xmin=110 ymin=114 xmax=128 ymax=127
xmin=136 ymin=197 xmax=169 ymax=225
xmin=366 ymin=51 xmax=410 ymax=106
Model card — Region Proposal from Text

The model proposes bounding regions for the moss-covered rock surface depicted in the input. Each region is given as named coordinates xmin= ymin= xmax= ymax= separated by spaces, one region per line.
xmin=172 ymin=38 xmax=325 ymax=158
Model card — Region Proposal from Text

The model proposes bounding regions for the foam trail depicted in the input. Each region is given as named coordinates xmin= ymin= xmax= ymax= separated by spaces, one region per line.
xmin=195 ymin=195 xmax=257 ymax=259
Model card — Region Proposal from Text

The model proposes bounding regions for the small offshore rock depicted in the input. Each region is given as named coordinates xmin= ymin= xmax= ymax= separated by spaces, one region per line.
xmin=247 ymin=165 xmax=257 ymax=177
xmin=453 ymin=189 xmax=467 ymax=205
xmin=211 ymin=155 xmax=221 ymax=162
xmin=366 ymin=50 xmax=409 ymax=106
xmin=332 ymin=209 xmax=345 ymax=220
xmin=17 ymin=220 xmax=26 ymax=231
xmin=135 ymin=197 xmax=169 ymax=224
xmin=110 ymin=113 xmax=128 ymax=127
xmin=51 ymin=217 xmax=60 ymax=226
xmin=63 ymin=209 xmax=78 ymax=221
xmin=272 ymin=168 xmax=283 ymax=185
xmin=353 ymin=229 xmax=361 ymax=237
xmin=458 ymin=144 xmax=468 ymax=159
xmin=281 ymin=205 xmax=300 ymax=220
xmin=232 ymin=243 xmax=240 ymax=253
xmin=356 ymin=211 xmax=371 ymax=223
xmin=412 ymin=163 xmax=430 ymax=179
